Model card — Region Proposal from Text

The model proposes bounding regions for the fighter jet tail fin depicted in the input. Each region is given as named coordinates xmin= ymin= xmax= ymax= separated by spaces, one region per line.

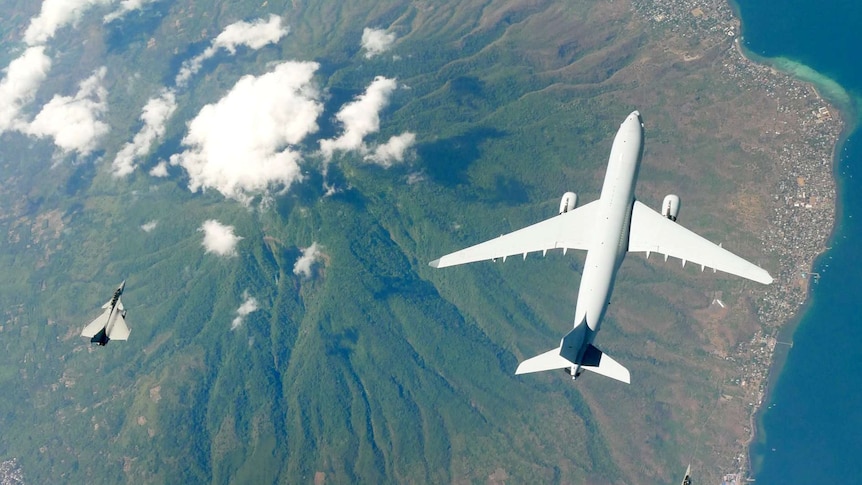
xmin=515 ymin=347 xmax=573 ymax=375
xmin=81 ymin=309 xmax=111 ymax=338
xmin=580 ymin=344 xmax=631 ymax=384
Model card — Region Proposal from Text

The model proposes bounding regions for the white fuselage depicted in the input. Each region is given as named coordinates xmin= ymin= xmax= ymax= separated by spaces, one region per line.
xmin=104 ymin=303 xmax=122 ymax=337
xmin=569 ymin=111 xmax=644 ymax=360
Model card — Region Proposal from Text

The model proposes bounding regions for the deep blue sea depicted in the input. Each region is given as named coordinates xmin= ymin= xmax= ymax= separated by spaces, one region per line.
xmin=733 ymin=0 xmax=862 ymax=482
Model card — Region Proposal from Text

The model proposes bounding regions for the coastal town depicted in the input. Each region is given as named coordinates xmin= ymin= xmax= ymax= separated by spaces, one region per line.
xmin=0 ymin=459 xmax=24 ymax=485
xmin=634 ymin=0 xmax=842 ymax=482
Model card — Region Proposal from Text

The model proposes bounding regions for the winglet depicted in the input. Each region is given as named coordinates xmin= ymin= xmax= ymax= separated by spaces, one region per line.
xmin=750 ymin=267 xmax=773 ymax=285
xmin=428 ymin=259 xmax=441 ymax=268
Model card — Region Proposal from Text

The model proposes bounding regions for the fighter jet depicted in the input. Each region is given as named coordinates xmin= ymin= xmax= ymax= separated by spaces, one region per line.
xmin=429 ymin=111 xmax=772 ymax=383
xmin=81 ymin=280 xmax=130 ymax=345
xmin=680 ymin=464 xmax=692 ymax=485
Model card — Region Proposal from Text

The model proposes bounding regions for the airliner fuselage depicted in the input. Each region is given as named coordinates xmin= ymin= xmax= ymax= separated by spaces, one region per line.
xmin=566 ymin=111 xmax=644 ymax=373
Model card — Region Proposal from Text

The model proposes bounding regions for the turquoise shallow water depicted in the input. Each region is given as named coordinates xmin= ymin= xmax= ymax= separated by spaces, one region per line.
xmin=733 ymin=0 xmax=862 ymax=482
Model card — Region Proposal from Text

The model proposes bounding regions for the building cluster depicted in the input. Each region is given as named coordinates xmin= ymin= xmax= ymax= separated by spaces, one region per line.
xmin=728 ymin=330 xmax=775 ymax=399
xmin=0 ymin=459 xmax=24 ymax=485
xmin=721 ymin=472 xmax=742 ymax=485
xmin=632 ymin=0 xmax=739 ymax=39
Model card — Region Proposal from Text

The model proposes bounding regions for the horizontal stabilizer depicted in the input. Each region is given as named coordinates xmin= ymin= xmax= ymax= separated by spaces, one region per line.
xmin=81 ymin=309 xmax=111 ymax=338
xmin=515 ymin=347 xmax=573 ymax=375
xmin=580 ymin=344 xmax=630 ymax=384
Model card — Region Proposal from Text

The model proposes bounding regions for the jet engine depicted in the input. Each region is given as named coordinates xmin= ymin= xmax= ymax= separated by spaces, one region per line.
xmin=662 ymin=194 xmax=680 ymax=221
xmin=559 ymin=192 xmax=578 ymax=214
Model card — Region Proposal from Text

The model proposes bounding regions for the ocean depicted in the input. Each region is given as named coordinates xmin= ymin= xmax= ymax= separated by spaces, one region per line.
xmin=732 ymin=0 xmax=862 ymax=482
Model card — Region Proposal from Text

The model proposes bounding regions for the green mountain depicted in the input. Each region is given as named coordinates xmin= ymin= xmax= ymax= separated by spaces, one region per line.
xmin=0 ymin=1 xmax=788 ymax=483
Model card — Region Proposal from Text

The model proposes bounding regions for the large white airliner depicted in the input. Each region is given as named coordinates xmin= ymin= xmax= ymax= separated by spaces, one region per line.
xmin=429 ymin=111 xmax=772 ymax=384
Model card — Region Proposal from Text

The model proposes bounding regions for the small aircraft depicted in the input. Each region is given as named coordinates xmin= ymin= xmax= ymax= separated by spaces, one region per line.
xmin=680 ymin=464 xmax=692 ymax=485
xmin=81 ymin=280 xmax=130 ymax=346
xmin=429 ymin=111 xmax=772 ymax=383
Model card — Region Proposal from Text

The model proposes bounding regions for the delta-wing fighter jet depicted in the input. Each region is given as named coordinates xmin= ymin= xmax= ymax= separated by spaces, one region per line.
xmin=81 ymin=280 xmax=130 ymax=346
xmin=680 ymin=464 xmax=692 ymax=485
xmin=429 ymin=111 xmax=772 ymax=384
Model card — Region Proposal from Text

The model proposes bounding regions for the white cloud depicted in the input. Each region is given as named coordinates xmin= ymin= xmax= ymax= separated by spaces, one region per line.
xmin=231 ymin=290 xmax=259 ymax=330
xmin=406 ymin=172 xmax=424 ymax=185
xmin=24 ymin=67 xmax=109 ymax=156
xmin=319 ymin=76 xmax=397 ymax=160
xmin=0 ymin=47 xmax=52 ymax=132
xmin=293 ymin=242 xmax=321 ymax=279
xmin=112 ymin=89 xmax=177 ymax=176
xmin=199 ymin=219 xmax=242 ymax=257
xmin=175 ymin=15 xmax=288 ymax=87
xmin=25 ymin=0 xmax=113 ymax=46
xmin=149 ymin=160 xmax=169 ymax=177
xmin=214 ymin=14 xmax=288 ymax=52
xmin=104 ymin=0 xmax=158 ymax=23
xmin=140 ymin=220 xmax=158 ymax=232
xmin=365 ymin=132 xmax=416 ymax=167
xmin=170 ymin=61 xmax=323 ymax=203
xmin=174 ymin=55 xmax=206 ymax=88
xmin=361 ymin=28 xmax=396 ymax=58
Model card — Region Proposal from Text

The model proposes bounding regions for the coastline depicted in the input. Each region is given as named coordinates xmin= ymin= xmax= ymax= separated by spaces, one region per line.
xmin=747 ymin=105 xmax=854 ymax=475
xmin=632 ymin=0 xmax=846 ymax=480
xmin=730 ymin=17 xmax=851 ymax=483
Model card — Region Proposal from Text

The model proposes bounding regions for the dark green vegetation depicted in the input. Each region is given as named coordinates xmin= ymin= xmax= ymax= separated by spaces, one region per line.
xmin=0 ymin=1 xmax=786 ymax=483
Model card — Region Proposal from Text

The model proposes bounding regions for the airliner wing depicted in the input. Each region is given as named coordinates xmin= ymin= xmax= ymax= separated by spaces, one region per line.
xmin=429 ymin=201 xmax=600 ymax=268
xmin=628 ymin=200 xmax=773 ymax=284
